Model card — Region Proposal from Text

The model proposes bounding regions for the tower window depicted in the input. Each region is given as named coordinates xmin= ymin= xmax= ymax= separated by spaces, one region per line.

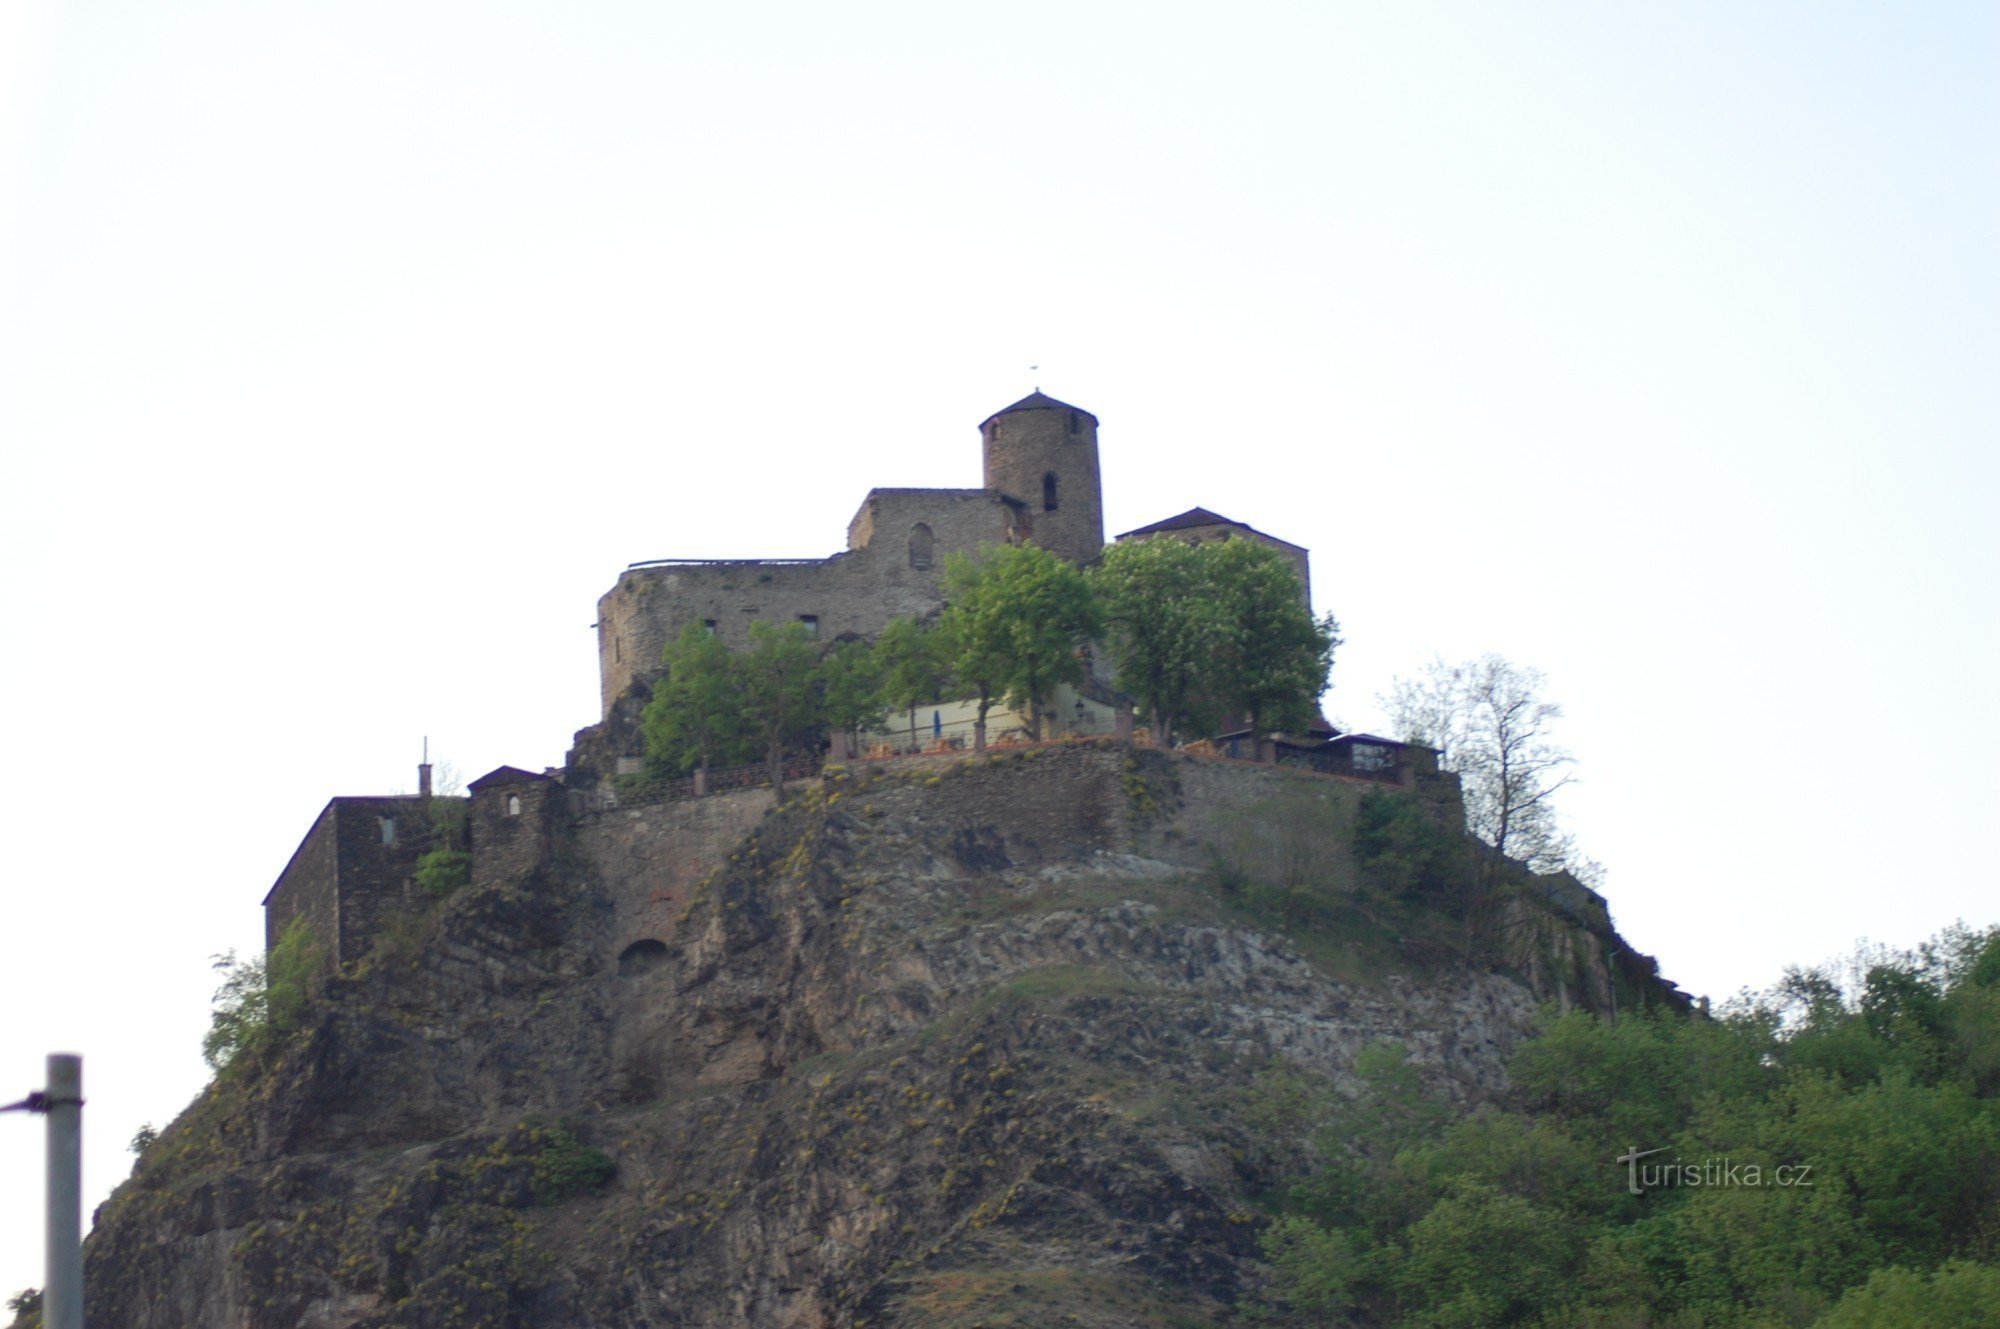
xmin=1069 ymin=410 xmax=1081 ymax=435
xmin=909 ymin=523 xmax=934 ymax=570
xmin=1043 ymin=472 xmax=1059 ymax=512
xmin=507 ymin=794 xmax=522 ymax=817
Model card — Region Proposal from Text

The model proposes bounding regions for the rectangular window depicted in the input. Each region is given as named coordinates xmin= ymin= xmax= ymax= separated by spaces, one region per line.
xmin=799 ymin=615 xmax=820 ymax=638
xmin=703 ymin=619 xmax=718 ymax=635
xmin=379 ymin=816 xmax=396 ymax=846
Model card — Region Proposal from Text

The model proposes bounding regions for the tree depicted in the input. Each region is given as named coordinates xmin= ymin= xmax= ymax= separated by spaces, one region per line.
xmin=1090 ymin=537 xmax=1230 ymax=745
xmin=819 ymin=636 xmax=887 ymax=753
xmin=201 ymin=917 xmax=322 ymax=1074
xmin=736 ymin=619 xmax=823 ymax=797
xmin=642 ymin=623 xmax=748 ymax=781
xmin=941 ymin=544 xmax=1100 ymax=749
xmin=1385 ymin=653 xmax=1579 ymax=875
xmin=873 ymin=617 xmax=953 ymax=751
xmin=1205 ymin=537 xmax=1341 ymax=739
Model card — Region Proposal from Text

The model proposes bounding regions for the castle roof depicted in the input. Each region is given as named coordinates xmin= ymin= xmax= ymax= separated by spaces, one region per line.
xmin=1115 ymin=507 xmax=1307 ymax=551
xmin=981 ymin=391 xmax=1098 ymax=429
xmin=467 ymin=765 xmax=550 ymax=792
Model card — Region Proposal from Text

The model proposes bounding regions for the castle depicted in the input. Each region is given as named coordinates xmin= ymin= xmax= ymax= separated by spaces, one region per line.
xmin=588 ymin=391 xmax=1315 ymax=753
xmin=265 ymin=391 xmax=1391 ymax=971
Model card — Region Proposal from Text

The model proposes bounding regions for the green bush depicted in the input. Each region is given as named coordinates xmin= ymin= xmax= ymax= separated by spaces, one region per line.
xmin=414 ymin=846 xmax=472 ymax=896
xmin=201 ymin=916 xmax=324 ymax=1074
xmin=530 ymin=1122 xmax=615 ymax=1205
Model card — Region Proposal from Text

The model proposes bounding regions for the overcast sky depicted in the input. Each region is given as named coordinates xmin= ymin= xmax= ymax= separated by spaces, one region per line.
xmin=2 ymin=1 xmax=1994 ymax=1296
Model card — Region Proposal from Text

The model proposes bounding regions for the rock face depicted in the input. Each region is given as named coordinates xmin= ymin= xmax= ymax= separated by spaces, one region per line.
xmin=82 ymin=745 xmax=1674 ymax=1329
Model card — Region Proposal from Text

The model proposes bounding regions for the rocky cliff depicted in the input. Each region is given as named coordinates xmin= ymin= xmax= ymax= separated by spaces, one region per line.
xmin=77 ymin=743 xmax=1676 ymax=1328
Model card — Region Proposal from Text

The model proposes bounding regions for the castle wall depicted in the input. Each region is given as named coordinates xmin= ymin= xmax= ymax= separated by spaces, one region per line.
xmin=579 ymin=786 xmax=777 ymax=958
xmin=469 ymin=779 xmax=560 ymax=892
xmin=597 ymin=488 xmax=1020 ymax=714
xmin=264 ymin=796 xmax=434 ymax=972
xmin=264 ymin=802 xmax=341 ymax=962
xmin=324 ymin=798 xmax=432 ymax=965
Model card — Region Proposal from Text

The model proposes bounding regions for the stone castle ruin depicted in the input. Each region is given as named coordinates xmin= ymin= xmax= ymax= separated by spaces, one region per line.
xmin=264 ymin=390 xmax=1422 ymax=975
xmin=588 ymin=391 xmax=1316 ymax=759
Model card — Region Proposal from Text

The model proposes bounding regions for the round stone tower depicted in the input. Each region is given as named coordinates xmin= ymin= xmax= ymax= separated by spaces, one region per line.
xmin=980 ymin=391 xmax=1106 ymax=565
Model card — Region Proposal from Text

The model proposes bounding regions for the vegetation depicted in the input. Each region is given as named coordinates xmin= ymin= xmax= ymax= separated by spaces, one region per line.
xmin=1385 ymin=653 xmax=1586 ymax=878
xmin=1091 ymin=535 xmax=1229 ymax=744
xmin=736 ymin=620 xmax=825 ymax=796
xmin=639 ymin=535 xmax=1337 ymax=781
xmin=873 ymin=616 xmax=953 ymax=749
xmin=201 ymin=916 xmax=323 ymax=1074
xmin=643 ymin=622 xmax=750 ymax=780
xmin=1203 ymin=536 xmax=1341 ymax=737
xmin=411 ymin=788 xmax=472 ymax=895
xmin=1093 ymin=537 xmax=1339 ymax=745
xmin=5 ymin=1289 xmax=39 ymax=1329
xmin=940 ymin=543 xmax=1100 ymax=747
xmin=1258 ymin=923 xmax=2000 ymax=1327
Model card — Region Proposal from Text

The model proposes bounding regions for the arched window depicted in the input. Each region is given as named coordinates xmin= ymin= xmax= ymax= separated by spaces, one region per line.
xmin=1042 ymin=472 xmax=1059 ymax=512
xmin=506 ymin=794 xmax=521 ymax=817
xmin=909 ymin=522 xmax=934 ymax=570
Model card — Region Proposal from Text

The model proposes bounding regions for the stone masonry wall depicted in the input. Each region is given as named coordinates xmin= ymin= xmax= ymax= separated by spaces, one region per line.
xmin=263 ymin=802 xmax=341 ymax=963
xmin=578 ymin=786 xmax=778 ymax=960
xmin=264 ymin=796 xmax=435 ymax=972
xmin=982 ymin=400 xmax=1104 ymax=565
xmin=324 ymin=798 xmax=433 ymax=966
xmin=469 ymin=781 xmax=560 ymax=893
xmin=597 ymin=488 xmax=1021 ymax=715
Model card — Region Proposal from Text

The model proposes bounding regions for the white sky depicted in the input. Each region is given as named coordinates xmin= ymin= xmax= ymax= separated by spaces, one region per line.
xmin=1 ymin=0 xmax=1994 ymax=1296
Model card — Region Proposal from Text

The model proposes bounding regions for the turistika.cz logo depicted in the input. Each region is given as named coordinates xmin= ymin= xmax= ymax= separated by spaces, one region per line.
xmin=1616 ymin=1147 xmax=1814 ymax=1195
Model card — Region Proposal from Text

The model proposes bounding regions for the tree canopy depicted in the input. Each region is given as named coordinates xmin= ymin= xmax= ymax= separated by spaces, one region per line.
xmin=1090 ymin=536 xmax=1229 ymax=744
xmin=1094 ymin=536 xmax=1339 ymax=744
xmin=939 ymin=543 xmax=1100 ymax=747
xmin=641 ymin=624 xmax=749 ymax=780
xmin=1258 ymin=923 xmax=2000 ymax=1327
xmin=872 ymin=617 xmax=953 ymax=749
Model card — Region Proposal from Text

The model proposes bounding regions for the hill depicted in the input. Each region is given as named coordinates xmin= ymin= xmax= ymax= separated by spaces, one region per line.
xmin=74 ymin=743 xmax=1676 ymax=1328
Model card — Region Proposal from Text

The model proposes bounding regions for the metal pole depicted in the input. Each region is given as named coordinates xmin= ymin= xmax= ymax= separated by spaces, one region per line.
xmin=45 ymin=1053 xmax=83 ymax=1329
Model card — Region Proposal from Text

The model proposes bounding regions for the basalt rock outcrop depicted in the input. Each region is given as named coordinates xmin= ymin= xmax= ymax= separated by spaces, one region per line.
xmin=79 ymin=744 xmax=1677 ymax=1328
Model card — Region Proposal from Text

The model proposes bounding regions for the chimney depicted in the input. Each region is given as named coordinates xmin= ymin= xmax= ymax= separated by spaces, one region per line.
xmin=419 ymin=762 xmax=434 ymax=798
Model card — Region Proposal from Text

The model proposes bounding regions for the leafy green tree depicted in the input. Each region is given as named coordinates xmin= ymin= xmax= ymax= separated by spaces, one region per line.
xmin=873 ymin=617 xmax=952 ymax=750
xmin=1204 ymin=536 xmax=1340 ymax=739
xmin=736 ymin=619 xmax=823 ymax=797
xmin=1090 ymin=536 xmax=1229 ymax=745
xmin=941 ymin=544 xmax=1100 ymax=748
xmin=818 ymin=636 xmax=887 ymax=752
xmin=642 ymin=623 xmax=748 ymax=781
xmin=1817 ymin=1260 xmax=2000 ymax=1327
xmin=202 ymin=917 xmax=323 ymax=1074
xmin=1261 ymin=925 xmax=2000 ymax=1327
